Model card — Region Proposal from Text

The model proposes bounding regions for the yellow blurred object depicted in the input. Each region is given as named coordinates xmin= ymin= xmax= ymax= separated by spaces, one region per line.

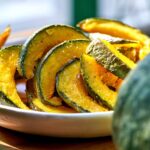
xmin=0 ymin=26 xmax=11 ymax=48
xmin=139 ymin=39 xmax=150 ymax=60
xmin=77 ymin=18 xmax=149 ymax=44
xmin=78 ymin=18 xmax=150 ymax=61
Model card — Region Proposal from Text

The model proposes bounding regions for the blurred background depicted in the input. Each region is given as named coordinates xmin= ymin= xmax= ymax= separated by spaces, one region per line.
xmin=0 ymin=0 xmax=150 ymax=35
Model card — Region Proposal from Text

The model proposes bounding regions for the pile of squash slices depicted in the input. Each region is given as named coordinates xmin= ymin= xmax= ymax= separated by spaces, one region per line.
xmin=0 ymin=18 xmax=150 ymax=113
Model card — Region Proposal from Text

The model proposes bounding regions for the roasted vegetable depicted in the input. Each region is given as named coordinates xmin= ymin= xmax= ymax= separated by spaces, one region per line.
xmin=0 ymin=91 xmax=16 ymax=107
xmin=77 ymin=18 xmax=149 ymax=44
xmin=113 ymin=54 xmax=150 ymax=150
xmin=56 ymin=59 xmax=108 ymax=112
xmin=0 ymin=46 xmax=29 ymax=109
xmin=31 ymin=98 xmax=76 ymax=113
xmin=90 ymin=33 xmax=141 ymax=62
xmin=0 ymin=26 xmax=11 ymax=48
xmin=89 ymin=33 xmax=139 ymax=44
xmin=19 ymin=25 xmax=88 ymax=79
xmin=26 ymin=78 xmax=63 ymax=106
xmin=80 ymin=54 xmax=118 ymax=109
xmin=77 ymin=18 xmax=150 ymax=61
xmin=26 ymin=76 xmax=76 ymax=113
xmin=1 ymin=20 xmax=145 ymax=115
xmin=87 ymin=39 xmax=136 ymax=79
xmin=35 ymin=40 xmax=90 ymax=106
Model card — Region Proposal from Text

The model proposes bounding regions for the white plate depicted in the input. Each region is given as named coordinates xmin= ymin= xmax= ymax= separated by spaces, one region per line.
xmin=0 ymin=104 xmax=113 ymax=138
xmin=1 ymin=34 xmax=113 ymax=138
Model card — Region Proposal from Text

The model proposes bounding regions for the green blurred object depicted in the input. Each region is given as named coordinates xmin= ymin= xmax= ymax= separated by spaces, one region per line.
xmin=73 ymin=0 xmax=97 ymax=25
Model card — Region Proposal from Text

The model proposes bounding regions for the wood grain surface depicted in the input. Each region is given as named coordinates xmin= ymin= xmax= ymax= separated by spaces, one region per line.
xmin=0 ymin=127 xmax=116 ymax=150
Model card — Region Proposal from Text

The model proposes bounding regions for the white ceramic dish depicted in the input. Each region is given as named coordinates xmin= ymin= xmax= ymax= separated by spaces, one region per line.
xmin=0 ymin=35 xmax=113 ymax=138
xmin=0 ymin=104 xmax=113 ymax=138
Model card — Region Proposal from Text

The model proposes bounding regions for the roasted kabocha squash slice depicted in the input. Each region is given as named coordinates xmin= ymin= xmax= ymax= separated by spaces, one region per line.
xmin=112 ymin=54 xmax=150 ymax=150
xmin=26 ymin=78 xmax=62 ymax=106
xmin=77 ymin=18 xmax=149 ymax=44
xmin=31 ymin=98 xmax=76 ymax=113
xmin=87 ymin=39 xmax=136 ymax=79
xmin=35 ymin=40 xmax=90 ymax=106
xmin=90 ymin=33 xmax=141 ymax=62
xmin=80 ymin=54 xmax=119 ymax=109
xmin=89 ymin=33 xmax=140 ymax=45
xmin=26 ymin=79 xmax=76 ymax=113
xmin=0 ymin=26 xmax=11 ymax=48
xmin=0 ymin=46 xmax=29 ymax=109
xmin=77 ymin=18 xmax=150 ymax=61
xmin=19 ymin=25 xmax=88 ymax=79
xmin=0 ymin=92 xmax=16 ymax=107
xmin=56 ymin=59 xmax=108 ymax=112
xmin=115 ymin=46 xmax=138 ymax=63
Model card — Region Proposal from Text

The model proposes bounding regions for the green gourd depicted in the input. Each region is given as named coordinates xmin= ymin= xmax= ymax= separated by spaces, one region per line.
xmin=113 ymin=54 xmax=150 ymax=150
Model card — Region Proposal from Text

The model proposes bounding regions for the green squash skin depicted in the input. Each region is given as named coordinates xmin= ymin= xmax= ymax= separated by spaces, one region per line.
xmin=57 ymin=91 xmax=89 ymax=113
xmin=89 ymin=33 xmax=139 ymax=44
xmin=35 ymin=40 xmax=90 ymax=106
xmin=112 ymin=54 xmax=150 ymax=150
xmin=0 ymin=45 xmax=29 ymax=109
xmin=26 ymin=79 xmax=44 ymax=111
xmin=80 ymin=54 xmax=116 ymax=110
xmin=56 ymin=59 xmax=107 ymax=113
xmin=56 ymin=59 xmax=89 ymax=113
xmin=87 ymin=40 xmax=130 ymax=79
xmin=0 ymin=91 xmax=17 ymax=107
xmin=80 ymin=76 xmax=113 ymax=110
xmin=19 ymin=25 xmax=88 ymax=79
xmin=89 ymin=33 xmax=140 ymax=62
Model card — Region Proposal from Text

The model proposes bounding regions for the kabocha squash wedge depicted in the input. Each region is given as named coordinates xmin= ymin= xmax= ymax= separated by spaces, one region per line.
xmin=0 ymin=46 xmax=29 ymax=109
xmin=77 ymin=18 xmax=149 ymax=44
xmin=26 ymin=78 xmax=62 ymax=106
xmin=0 ymin=92 xmax=16 ymax=107
xmin=0 ymin=26 xmax=11 ymax=48
xmin=90 ymin=33 xmax=141 ymax=62
xmin=35 ymin=40 xmax=90 ymax=106
xmin=56 ymin=59 xmax=108 ymax=112
xmin=19 ymin=25 xmax=88 ymax=79
xmin=112 ymin=54 xmax=150 ymax=150
xmin=26 ymin=79 xmax=76 ymax=113
xmin=31 ymin=98 xmax=76 ymax=113
xmin=87 ymin=39 xmax=136 ymax=79
xmin=77 ymin=18 xmax=150 ymax=60
xmin=89 ymin=33 xmax=140 ymax=45
xmin=80 ymin=54 xmax=118 ymax=109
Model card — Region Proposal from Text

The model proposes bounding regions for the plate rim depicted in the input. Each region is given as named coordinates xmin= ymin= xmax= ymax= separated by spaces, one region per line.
xmin=0 ymin=104 xmax=113 ymax=118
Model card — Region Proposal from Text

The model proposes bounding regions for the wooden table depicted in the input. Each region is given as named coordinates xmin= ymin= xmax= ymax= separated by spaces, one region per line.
xmin=0 ymin=127 xmax=116 ymax=150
